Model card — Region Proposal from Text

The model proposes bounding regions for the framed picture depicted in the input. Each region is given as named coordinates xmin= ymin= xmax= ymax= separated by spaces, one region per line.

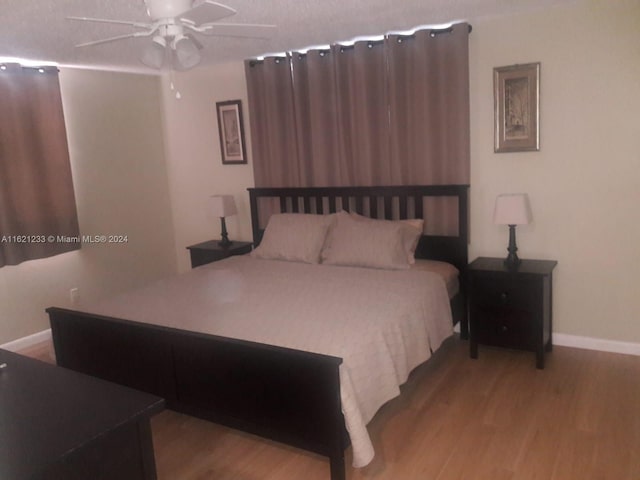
xmin=494 ymin=62 xmax=540 ymax=152
xmin=216 ymin=99 xmax=248 ymax=164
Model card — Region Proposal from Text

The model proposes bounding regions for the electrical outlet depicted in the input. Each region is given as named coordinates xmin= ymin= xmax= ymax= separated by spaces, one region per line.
xmin=70 ymin=288 xmax=79 ymax=306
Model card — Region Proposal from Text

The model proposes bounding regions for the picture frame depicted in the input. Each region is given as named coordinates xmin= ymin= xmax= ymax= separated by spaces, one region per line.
xmin=494 ymin=62 xmax=540 ymax=153
xmin=216 ymin=99 xmax=248 ymax=164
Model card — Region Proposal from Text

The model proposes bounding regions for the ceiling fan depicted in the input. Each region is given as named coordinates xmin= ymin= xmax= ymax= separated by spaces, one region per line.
xmin=69 ymin=0 xmax=276 ymax=71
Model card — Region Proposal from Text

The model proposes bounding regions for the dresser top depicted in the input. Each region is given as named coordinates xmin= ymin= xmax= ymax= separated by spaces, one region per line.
xmin=0 ymin=348 xmax=164 ymax=479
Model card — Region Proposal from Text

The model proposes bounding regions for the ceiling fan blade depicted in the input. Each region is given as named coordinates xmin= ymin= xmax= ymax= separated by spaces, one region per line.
xmin=180 ymin=1 xmax=236 ymax=25
xmin=67 ymin=16 xmax=152 ymax=29
xmin=75 ymin=31 xmax=154 ymax=48
xmin=196 ymin=23 xmax=277 ymax=39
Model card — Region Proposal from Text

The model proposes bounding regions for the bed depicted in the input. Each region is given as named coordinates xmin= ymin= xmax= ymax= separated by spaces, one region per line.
xmin=47 ymin=184 xmax=469 ymax=480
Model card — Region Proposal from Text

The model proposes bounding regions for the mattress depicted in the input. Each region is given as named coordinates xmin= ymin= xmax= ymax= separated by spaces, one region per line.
xmin=411 ymin=259 xmax=460 ymax=298
xmin=84 ymin=255 xmax=453 ymax=467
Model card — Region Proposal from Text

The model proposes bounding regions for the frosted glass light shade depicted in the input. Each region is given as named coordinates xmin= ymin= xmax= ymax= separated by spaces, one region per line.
xmin=173 ymin=35 xmax=201 ymax=70
xmin=140 ymin=36 xmax=166 ymax=69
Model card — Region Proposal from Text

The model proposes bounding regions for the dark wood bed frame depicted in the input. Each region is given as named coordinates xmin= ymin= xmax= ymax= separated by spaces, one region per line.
xmin=47 ymin=184 xmax=469 ymax=480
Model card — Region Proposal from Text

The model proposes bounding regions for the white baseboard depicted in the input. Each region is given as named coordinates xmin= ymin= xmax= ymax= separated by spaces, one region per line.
xmin=2 ymin=328 xmax=639 ymax=358
xmin=0 ymin=329 xmax=52 ymax=353
xmin=553 ymin=333 xmax=640 ymax=356
xmin=455 ymin=322 xmax=639 ymax=357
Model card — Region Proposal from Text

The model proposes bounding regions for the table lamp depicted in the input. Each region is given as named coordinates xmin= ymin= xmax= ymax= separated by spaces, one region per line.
xmin=493 ymin=193 xmax=532 ymax=269
xmin=210 ymin=195 xmax=237 ymax=247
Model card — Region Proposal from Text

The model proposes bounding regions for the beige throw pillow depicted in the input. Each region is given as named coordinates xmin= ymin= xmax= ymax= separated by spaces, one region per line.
xmin=321 ymin=211 xmax=416 ymax=270
xmin=251 ymin=213 xmax=335 ymax=264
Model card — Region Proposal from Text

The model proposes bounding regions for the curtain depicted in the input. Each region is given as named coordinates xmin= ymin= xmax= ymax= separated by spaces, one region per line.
xmin=245 ymin=57 xmax=299 ymax=188
xmin=291 ymin=49 xmax=343 ymax=186
xmin=334 ymin=41 xmax=390 ymax=186
xmin=0 ymin=64 xmax=80 ymax=267
xmin=244 ymin=23 xmax=470 ymax=231
xmin=387 ymin=24 xmax=470 ymax=185
xmin=387 ymin=24 xmax=470 ymax=234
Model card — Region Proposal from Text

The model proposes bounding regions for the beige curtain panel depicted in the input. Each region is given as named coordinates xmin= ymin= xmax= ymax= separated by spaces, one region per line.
xmin=245 ymin=23 xmax=469 ymax=186
xmin=387 ymin=26 xmax=470 ymax=185
xmin=245 ymin=23 xmax=470 ymax=234
xmin=0 ymin=64 xmax=80 ymax=267
xmin=244 ymin=57 xmax=300 ymax=188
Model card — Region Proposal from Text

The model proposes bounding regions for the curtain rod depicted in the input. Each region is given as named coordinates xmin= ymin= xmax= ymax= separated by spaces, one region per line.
xmin=0 ymin=63 xmax=59 ymax=74
xmin=248 ymin=22 xmax=472 ymax=66
xmin=430 ymin=24 xmax=473 ymax=35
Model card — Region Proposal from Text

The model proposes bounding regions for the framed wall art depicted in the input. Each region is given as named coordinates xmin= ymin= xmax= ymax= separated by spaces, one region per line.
xmin=216 ymin=99 xmax=248 ymax=164
xmin=494 ymin=62 xmax=540 ymax=153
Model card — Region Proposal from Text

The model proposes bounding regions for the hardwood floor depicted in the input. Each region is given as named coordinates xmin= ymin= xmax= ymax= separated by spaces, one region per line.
xmin=19 ymin=338 xmax=640 ymax=479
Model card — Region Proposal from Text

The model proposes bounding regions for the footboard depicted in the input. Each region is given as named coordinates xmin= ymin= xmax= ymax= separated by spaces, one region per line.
xmin=47 ymin=307 xmax=347 ymax=480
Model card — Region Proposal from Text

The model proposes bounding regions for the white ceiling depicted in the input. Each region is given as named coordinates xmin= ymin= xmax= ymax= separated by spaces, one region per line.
xmin=1 ymin=0 xmax=577 ymax=74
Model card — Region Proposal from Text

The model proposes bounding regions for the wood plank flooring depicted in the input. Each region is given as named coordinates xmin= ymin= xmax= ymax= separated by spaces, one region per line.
xmin=19 ymin=338 xmax=640 ymax=479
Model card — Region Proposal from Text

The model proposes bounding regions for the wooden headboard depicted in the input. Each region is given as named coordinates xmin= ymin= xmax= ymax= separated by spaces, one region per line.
xmin=247 ymin=185 xmax=469 ymax=275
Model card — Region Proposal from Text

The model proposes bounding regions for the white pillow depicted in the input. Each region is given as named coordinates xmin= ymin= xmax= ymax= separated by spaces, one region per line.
xmin=321 ymin=212 xmax=415 ymax=270
xmin=397 ymin=218 xmax=423 ymax=264
xmin=348 ymin=212 xmax=424 ymax=264
xmin=251 ymin=213 xmax=335 ymax=264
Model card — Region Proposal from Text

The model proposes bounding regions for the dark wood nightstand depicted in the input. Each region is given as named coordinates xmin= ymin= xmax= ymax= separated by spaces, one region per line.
xmin=186 ymin=240 xmax=252 ymax=268
xmin=468 ymin=257 xmax=557 ymax=369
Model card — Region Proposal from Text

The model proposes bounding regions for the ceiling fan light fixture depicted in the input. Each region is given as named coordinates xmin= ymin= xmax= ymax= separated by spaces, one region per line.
xmin=172 ymin=35 xmax=201 ymax=70
xmin=71 ymin=1 xmax=277 ymax=72
xmin=140 ymin=35 xmax=167 ymax=69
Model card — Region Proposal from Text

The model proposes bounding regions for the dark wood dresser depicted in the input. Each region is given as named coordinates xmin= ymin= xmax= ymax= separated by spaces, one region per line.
xmin=468 ymin=257 xmax=557 ymax=369
xmin=0 ymin=348 xmax=164 ymax=480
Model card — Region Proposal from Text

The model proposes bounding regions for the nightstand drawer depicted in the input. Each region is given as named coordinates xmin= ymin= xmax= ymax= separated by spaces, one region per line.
xmin=470 ymin=274 xmax=538 ymax=310
xmin=472 ymin=305 xmax=535 ymax=350
xmin=190 ymin=249 xmax=228 ymax=267
xmin=186 ymin=241 xmax=253 ymax=268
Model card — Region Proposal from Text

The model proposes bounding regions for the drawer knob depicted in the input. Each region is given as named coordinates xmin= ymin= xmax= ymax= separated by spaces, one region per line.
xmin=500 ymin=292 xmax=508 ymax=303
xmin=501 ymin=325 xmax=508 ymax=332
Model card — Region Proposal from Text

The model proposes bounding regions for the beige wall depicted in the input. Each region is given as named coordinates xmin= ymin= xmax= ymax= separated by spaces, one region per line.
xmin=160 ymin=62 xmax=255 ymax=272
xmin=4 ymin=1 xmax=637 ymax=346
xmin=468 ymin=0 xmax=640 ymax=342
xmin=162 ymin=1 xmax=640 ymax=343
xmin=0 ymin=69 xmax=177 ymax=344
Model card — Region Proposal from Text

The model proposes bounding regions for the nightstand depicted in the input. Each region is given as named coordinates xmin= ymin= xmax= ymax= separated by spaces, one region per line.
xmin=468 ymin=257 xmax=557 ymax=369
xmin=186 ymin=240 xmax=252 ymax=268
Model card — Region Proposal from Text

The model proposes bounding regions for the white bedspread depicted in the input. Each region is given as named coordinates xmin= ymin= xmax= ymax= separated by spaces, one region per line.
xmin=85 ymin=255 xmax=453 ymax=467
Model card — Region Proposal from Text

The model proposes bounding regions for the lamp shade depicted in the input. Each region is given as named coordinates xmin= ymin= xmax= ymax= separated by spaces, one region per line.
xmin=210 ymin=195 xmax=237 ymax=218
xmin=493 ymin=193 xmax=532 ymax=225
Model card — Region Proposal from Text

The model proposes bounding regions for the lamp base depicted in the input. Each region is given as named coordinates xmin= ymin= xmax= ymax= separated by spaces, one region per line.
xmin=504 ymin=224 xmax=521 ymax=270
xmin=218 ymin=217 xmax=233 ymax=248
xmin=503 ymin=254 xmax=521 ymax=270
